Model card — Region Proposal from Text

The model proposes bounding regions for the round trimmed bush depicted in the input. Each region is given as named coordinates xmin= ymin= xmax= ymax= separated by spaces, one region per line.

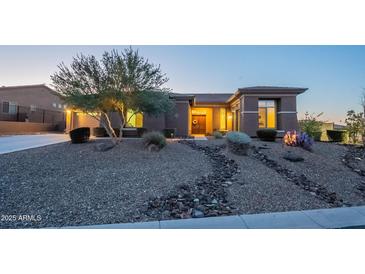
xmin=93 ymin=127 xmax=108 ymax=137
xmin=69 ymin=127 xmax=90 ymax=143
xmin=256 ymin=129 xmax=277 ymax=142
xmin=213 ymin=131 xmax=223 ymax=139
xmin=327 ymin=130 xmax=348 ymax=143
xmin=163 ymin=128 xmax=176 ymax=138
xmin=226 ymin=131 xmax=251 ymax=155
xmin=142 ymin=131 xmax=167 ymax=151
xmin=137 ymin=127 xmax=147 ymax=137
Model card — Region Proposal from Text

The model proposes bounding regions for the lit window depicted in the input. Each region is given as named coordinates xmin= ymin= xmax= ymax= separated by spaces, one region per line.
xmin=219 ymin=108 xmax=226 ymax=130
xmin=58 ymin=104 xmax=62 ymax=109
xmin=126 ymin=109 xmax=143 ymax=127
xmin=30 ymin=105 xmax=37 ymax=112
xmin=258 ymin=100 xmax=276 ymax=129
xmin=52 ymin=103 xmax=57 ymax=108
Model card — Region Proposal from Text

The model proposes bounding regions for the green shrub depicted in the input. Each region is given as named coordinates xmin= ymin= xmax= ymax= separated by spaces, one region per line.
xmin=213 ymin=131 xmax=223 ymax=139
xmin=299 ymin=112 xmax=323 ymax=138
xmin=256 ymin=129 xmax=277 ymax=141
xmin=69 ymin=127 xmax=90 ymax=144
xmin=312 ymin=131 xmax=322 ymax=141
xmin=142 ymin=131 xmax=166 ymax=150
xmin=227 ymin=131 xmax=251 ymax=144
xmin=137 ymin=127 xmax=147 ymax=137
xmin=345 ymin=110 xmax=365 ymax=144
xmin=163 ymin=128 xmax=176 ymax=138
xmin=226 ymin=131 xmax=251 ymax=155
xmin=327 ymin=130 xmax=348 ymax=143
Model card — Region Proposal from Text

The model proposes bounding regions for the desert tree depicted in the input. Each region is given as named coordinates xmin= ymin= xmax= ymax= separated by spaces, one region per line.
xmin=51 ymin=47 xmax=173 ymax=145
xmin=345 ymin=110 xmax=365 ymax=144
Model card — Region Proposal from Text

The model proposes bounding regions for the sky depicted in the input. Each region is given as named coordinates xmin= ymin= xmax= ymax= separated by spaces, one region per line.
xmin=0 ymin=45 xmax=364 ymax=123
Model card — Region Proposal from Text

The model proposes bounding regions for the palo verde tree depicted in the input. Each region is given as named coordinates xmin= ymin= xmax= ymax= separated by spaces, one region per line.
xmin=51 ymin=48 xmax=174 ymax=145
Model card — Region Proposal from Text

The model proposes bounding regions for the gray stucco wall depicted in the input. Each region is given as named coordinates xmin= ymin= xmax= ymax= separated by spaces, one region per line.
xmin=241 ymin=96 xmax=259 ymax=136
xmin=143 ymin=114 xmax=166 ymax=131
xmin=165 ymin=101 xmax=190 ymax=137
xmin=239 ymin=95 xmax=300 ymax=136
xmin=277 ymin=96 xmax=299 ymax=132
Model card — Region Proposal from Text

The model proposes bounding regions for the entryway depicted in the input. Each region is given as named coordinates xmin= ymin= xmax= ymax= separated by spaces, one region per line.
xmin=192 ymin=115 xmax=206 ymax=135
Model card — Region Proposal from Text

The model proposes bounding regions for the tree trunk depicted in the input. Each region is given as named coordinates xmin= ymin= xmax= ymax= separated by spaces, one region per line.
xmin=100 ymin=112 xmax=119 ymax=145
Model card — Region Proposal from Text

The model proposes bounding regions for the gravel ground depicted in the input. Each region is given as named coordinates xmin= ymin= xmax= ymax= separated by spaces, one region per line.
xmin=198 ymin=138 xmax=330 ymax=213
xmin=2 ymin=136 xmax=364 ymax=228
xmin=0 ymin=139 xmax=211 ymax=228
xmin=227 ymin=150 xmax=330 ymax=214
xmin=250 ymin=140 xmax=365 ymax=206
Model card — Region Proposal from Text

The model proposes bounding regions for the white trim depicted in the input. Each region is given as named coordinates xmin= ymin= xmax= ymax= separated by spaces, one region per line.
xmin=277 ymin=111 xmax=297 ymax=114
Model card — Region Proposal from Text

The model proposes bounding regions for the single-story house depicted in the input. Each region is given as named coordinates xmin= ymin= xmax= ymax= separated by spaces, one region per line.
xmin=68 ymin=86 xmax=307 ymax=137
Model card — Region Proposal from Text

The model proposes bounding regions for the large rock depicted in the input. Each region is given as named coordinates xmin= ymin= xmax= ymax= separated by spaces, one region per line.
xmin=283 ymin=151 xmax=304 ymax=162
xmin=94 ymin=142 xmax=115 ymax=151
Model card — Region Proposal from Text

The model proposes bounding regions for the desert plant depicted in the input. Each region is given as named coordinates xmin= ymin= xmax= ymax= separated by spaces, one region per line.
xmin=345 ymin=110 xmax=365 ymax=144
xmin=256 ymin=129 xmax=277 ymax=141
xmin=52 ymin=47 xmax=174 ymax=146
xmin=283 ymin=130 xmax=298 ymax=146
xmin=213 ymin=131 xmax=223 ymax=139
xmin=299 ymin=112 xmax=324 ymax=139
xmin=283 ymin=130 xmax=314 ymax=151
xmin=163 ymin=128 xmax=176 ymax=138
xmin=297 ymin=132 xmax=314 ymax=151
xmin=311 ymin=131 xmax=322 ymax=141
xmin=226 ymin=131 xmax=251 ymax=155
xmin=137 ymin=127 xmax=147 ymax=137
xmin=142 ymin=131 xmax=166 ymax=151
xmin=69 ymin=127 xmax=90 ymax=143
xmin=327 ymin=130 xmax=348 ymax=143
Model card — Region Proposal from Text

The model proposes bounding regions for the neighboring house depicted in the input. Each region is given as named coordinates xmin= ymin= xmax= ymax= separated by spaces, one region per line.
xmin=318 ymin=122 xmax=347 ymax=141
xmin=0 ymin=84 xmax=66 ymax=134
xmin=74 ymin=86 xmax=306 ymax=137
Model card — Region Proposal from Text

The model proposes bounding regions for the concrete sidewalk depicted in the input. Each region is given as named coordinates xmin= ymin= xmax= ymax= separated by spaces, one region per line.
xmin=0 ymin=134 xmax=69 ymax=154
xmin=67 ymin=205 xmax=365 ymax=229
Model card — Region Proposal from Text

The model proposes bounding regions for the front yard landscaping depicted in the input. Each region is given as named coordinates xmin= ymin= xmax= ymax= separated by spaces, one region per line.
xmin=1 ymin=138 xmax=365 ymax=228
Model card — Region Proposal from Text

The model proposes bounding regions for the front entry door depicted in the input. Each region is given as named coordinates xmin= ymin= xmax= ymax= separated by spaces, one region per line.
xmin=192 ymin=115 xmax=206 ymax=135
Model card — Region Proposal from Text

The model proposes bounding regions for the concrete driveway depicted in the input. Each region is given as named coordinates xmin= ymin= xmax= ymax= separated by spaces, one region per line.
xmin=0 ymin=134 xmax=70 ymax=154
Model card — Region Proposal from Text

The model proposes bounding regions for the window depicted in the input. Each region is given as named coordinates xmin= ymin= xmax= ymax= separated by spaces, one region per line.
xmin=58 ymin=104 xmax=62 ymax=109
xmin=52 ymin=103 xmax=57 ymax=108
xmin=2 ymin=101 xmax=17 ymax=114
xmin=2 ymin=101 xmax=9 ymax=113
xmin=126 ymin=109 xmax=143 ymax=127
xmin=30 ymin=105 xmax=37 ymax=112
xmin=258 ymin=100 xmax=276 ymax=129
xmin=219 ymin=108 xmax=226 ymax=130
